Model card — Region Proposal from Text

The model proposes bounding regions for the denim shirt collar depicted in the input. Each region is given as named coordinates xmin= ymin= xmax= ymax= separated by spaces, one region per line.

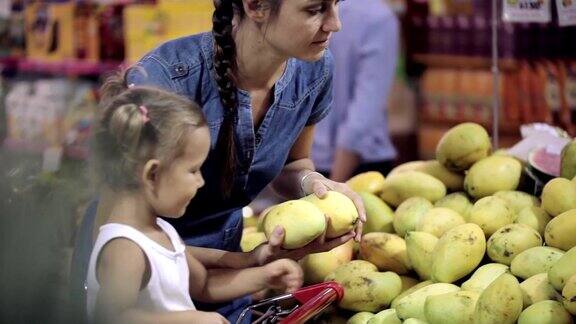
xmin=199 ymin=32 xmax=296 ymax=106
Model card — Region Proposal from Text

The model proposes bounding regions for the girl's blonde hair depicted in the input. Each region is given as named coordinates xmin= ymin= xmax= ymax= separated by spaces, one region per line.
xmin=93 ymin=70 xmax=207 ymax=190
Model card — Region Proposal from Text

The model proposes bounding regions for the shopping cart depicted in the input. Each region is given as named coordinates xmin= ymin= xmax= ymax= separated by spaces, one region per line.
xmin=235 ymin=281 xmax=344 ymax=324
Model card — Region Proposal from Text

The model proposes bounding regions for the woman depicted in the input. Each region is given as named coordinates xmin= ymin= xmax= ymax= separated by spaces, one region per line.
xmin=98 ymin=0 xmax=365 ymax=322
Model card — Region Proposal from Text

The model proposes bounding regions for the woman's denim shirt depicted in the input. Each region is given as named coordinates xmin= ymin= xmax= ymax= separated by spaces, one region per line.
xmin=127 ymin=32 xmax=334 ymax=249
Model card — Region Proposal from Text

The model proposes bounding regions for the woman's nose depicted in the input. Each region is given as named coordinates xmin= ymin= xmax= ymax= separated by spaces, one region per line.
xmin=323 ymin=5 xmax=342 ymax=33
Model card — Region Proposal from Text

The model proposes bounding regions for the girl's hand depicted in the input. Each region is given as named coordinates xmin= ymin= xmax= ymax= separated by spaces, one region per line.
xmin=262 ymin=259 xmax=303 ymax=293
xmin=301 ymin=172 xmax=366 ymax=242
xmin=251 ymin=220 xmax=356 ymax=266
xmin=192 ymin=311 xmax=230 ymax=324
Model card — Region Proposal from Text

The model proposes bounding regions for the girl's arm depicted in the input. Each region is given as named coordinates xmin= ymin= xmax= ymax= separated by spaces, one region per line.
xmin=95 ymin=239 xmax=228 ymax=324
xmin=186 ymin=246 xmax=258 ymax=269
xmin=186 ymin=250 xmax=302 ymax=303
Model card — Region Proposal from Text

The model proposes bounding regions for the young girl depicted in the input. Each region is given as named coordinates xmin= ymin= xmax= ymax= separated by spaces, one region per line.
xmin=87 ymin=73 xmax=303 ymax=324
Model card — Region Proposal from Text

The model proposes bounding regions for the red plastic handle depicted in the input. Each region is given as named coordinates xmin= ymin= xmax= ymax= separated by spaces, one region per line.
xmin=280 ymin=281 xmax=344 ymax=324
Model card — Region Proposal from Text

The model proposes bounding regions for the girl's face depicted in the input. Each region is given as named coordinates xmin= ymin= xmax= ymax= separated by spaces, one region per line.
xmin=152 ymin=127 xmax=210 ymax=218
xmin=262 ymin=0 xmax=342 ymax=61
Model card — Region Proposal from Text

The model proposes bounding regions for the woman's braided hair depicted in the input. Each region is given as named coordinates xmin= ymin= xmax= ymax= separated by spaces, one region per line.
xmin=212 ymin=0 xmax=280 ymax=197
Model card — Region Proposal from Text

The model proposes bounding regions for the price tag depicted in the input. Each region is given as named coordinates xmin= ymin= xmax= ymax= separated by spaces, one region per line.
xmin=42 ymin=146 xmax=63 ymax=173
xmin=503 ymin=0 xmax=551 ymax=23
xmin=557 ymin=0 xmax=576 ymax=26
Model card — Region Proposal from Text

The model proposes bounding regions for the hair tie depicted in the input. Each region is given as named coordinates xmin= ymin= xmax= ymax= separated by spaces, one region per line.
xmin=139 ymin=105 xmax=150 ymax=123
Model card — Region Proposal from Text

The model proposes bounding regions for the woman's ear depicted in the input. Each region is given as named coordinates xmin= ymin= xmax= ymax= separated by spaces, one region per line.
xmin=142 ymin=159 xmax=161 ymax=193
xmin=243 ymin=0 xmax=270 ymax=23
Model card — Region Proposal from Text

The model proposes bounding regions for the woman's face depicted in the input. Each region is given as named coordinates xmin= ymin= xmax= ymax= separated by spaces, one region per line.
xmin=262 ymin=0 xmax=342 ymax=61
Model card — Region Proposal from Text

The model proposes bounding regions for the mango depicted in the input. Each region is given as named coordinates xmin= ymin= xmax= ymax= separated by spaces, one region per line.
xmin=390 ymin=280 xmax=433 ymax=309
xmin=359 ymin=233 xmax=411 ymax=274
xmin=347 ymin=312 xmax=375 ymax=324
xmin=380 ymin=171 xmax=446 ymax=207
xmin=359 ymin=192 xmax=394 ymax=234
xmin=388 ymin=160 xmax=464 ymax=191
xmin=468 ymin=196 xmax=515 ymax=237
xmin=486 ymin=223 xmax=542 ymax=265
xmin=562 ymin=274 xmax=576 ymax=315
xmin=561 ymin=140 xmax=576 ymax=180
xmin=393 ymin=197 xmax=433 ymax=237
xmin=436 ymin=122 xmax=492 ymax=172
xmin=464 ymin=156 xmax=522 ymax=199
xmin=541 ymin=178 xmax=576 ymax=216
xmin=517 ymin=300 xmax=573 ymax=324
xmin=515 ymin=206 xmax=552 ymax=236
xmin=240 ymin=231 xmax=267 ymax=252
xmin=300 ymin=240 xmax=354 ymax=284
xmin=473 ymin=273 xmax=523 ymax=324
xmin=493 ymin=190 xmax=540 ymax=215
xmin=461 ymin=263 xmax=509 ymax=293
xmin=416 ymin=207 xmax=465 ymax=238
xmin=405 ymin=231 xmax=438 ymax=280
xmin=302 ymin=191 xmax=358 ymax=238
xmin=431 ymin=223 xmax=486 ymax=283
xmin=510 ymin=246 xmax=565 ymax=280
xmin=545 ymin=208 xmax=576 ymax=251
xmin=367 ymin=309 xmax=401 ymax=324
xmin=336 ymin=271 xmax=402 ymax=312
xmin=263 ymin=200 xmax=326 ymax=249
xmin=434 ymin=192 xmax=473 ymax=221
xmin=347 ymin=171 xmax=386 ymax=194
xmin=424 ymin=290 xmax=479 ymax=324
xmin=395 ymin=283 xmax=460 ymax=321
xmin=325 ymin=260 xmax=378 ymax=282
xmin=519 ymin=273 xmax=562 ymax=308
xmin=548 ymin=245 xmax=576 ymax=291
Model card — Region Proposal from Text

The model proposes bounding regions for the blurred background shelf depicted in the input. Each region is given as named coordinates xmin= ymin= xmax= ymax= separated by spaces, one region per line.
xmin=412 ymin=53 xmax=519 ymax=71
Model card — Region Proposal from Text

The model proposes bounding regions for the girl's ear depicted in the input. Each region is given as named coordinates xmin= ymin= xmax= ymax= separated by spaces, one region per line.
xmin=243 ymin=0 xmax=270 ymax=23
xmin=142 ymin=159 xmax=161 ymax=192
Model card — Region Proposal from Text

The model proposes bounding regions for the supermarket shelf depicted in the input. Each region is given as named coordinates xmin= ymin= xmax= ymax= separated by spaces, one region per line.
xmin=3 ymin=138 xmax=89 ymax=160
xmin=420 ymin=116 xmax=521 ymax=136
xmin=0 ymin=57 xmax=122 ymax=76
xmin=412 ymin=54 xmax=519 ymax=71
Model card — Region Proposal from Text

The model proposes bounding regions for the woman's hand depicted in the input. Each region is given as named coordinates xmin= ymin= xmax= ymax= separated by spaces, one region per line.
xmin=301 ymin=171 xmax=366 ymax=242
xmin=261 ymin=259 xmax=303 ymax=293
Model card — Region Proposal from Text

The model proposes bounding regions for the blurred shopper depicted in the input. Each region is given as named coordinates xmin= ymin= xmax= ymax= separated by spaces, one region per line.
xmin=312 ymin=0 xmax=399 ymax=181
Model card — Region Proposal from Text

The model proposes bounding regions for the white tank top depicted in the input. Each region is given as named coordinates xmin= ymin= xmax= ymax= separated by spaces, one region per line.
xmin=86 ymin=218 xmax=195 ymax=320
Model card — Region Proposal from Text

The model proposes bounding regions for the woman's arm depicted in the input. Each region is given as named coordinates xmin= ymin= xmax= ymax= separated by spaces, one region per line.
xmin=94 ymin=239 xmax=228 ymax=324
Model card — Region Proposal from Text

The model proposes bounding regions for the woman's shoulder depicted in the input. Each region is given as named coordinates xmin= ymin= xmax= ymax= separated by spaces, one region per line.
xmin=137 ymin=32 xmax=214 ymax=73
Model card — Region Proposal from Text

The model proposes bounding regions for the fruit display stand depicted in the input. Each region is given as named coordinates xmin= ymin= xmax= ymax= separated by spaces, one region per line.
xmin=241 ymin=121 xmax=576 ymax=323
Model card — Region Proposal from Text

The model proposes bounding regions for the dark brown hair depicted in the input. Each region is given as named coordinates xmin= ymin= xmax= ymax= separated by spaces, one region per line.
xmin=212 ymin=0 xmax=281 ymax=197
xmin=93 ymin=70 xmax=207 ymax=190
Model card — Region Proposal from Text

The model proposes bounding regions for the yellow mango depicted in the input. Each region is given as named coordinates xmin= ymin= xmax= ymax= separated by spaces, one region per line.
xmin=519 ymin=273 xmax=562 ymax=308
xmin=461 ymin=263 xmax=509 ymax=293
xmin=541 ymin=178 xmax=576 ymax=217
xmin=347 ymin=312 xmax=375 ymax=324
xmin=359 ymin=233 xmax=411 ymax=274
xmin=405 ymin=231 xmax=438 ymax=280
xmin=302 ymin=191 xmax=359 ymax=238
xmin=367 ymin=309 xmax=401 ymax=324
xmin=240 ymin=231 xmax=267 ymax=252
xmin=494 ymin=190 xmax=540 ymax=215
xmin=548 ymin=245 xmax=576 ymax=291
xmin=300 ymin=240 xmax=354 ymax=285
xmin=468 ymin=196 xmax=515 ymax=237
xmin=434 ymin=192 xmax=473 ymax=221
xmin=464 ymin=156 xmax=522 ymax=199
xmin=473 ymin=273 xmax=523 ymax=324
xmin=424 ymin=290 xmax=480 ymax=324
xmin=416 ymin=207 xmax=465 ymax=238
xmin=393 ymin=197 xmax=433 ymax=237
xmin=515 ymin=206 xmax=552 ymax=236
xmin=347 ymin=171 xmax=386 ymax=194
xmin=359 ymin=192 xmax=394 ymax=234
xmin=263 ymin=200 xmax=326 ymax=249
xmin=510 ymin=246 xmax=565 ymax=280
xmin=380 ymin=171 xmax=446 ymax=207
xmin=431 ymin=223 xmax=486 ymax=283
xmin=395 ymin=283 xmax=460 ymax=321
xmin=436 ymin=122 xmax=492 ymax=172
xmin=486 ymin=223 xmax=542 ymax=265
xmin=544 ymin=209 xmax=576 ymax=251
xmin=562 ymin=274 xmax=576 ymax=315
xmin=517 ymin=300 xmax=573 ymax=324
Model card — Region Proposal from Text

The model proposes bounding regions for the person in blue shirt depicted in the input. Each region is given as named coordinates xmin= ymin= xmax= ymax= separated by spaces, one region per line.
xmin=313 ymin=0 xmax=399 ymax=181
xmin=83 ymin=0 xmax=366 ymax=323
